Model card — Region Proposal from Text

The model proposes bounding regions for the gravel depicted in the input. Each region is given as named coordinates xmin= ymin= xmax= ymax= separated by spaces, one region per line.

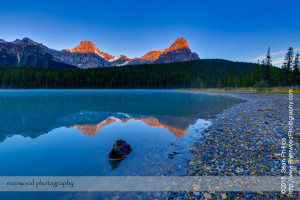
xmin=170 ymin=92 xmax=300 ymax=200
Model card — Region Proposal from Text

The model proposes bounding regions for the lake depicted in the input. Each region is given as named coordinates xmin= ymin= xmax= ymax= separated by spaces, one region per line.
xmin=0 ymin=90 xmax=244 ymax=199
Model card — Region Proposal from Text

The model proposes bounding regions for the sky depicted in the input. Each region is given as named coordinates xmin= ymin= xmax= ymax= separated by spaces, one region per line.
xmin=1 ymin=0 xmax=300 ymax=66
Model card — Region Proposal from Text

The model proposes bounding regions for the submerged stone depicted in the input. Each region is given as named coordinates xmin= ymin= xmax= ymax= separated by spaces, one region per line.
xmin=109 ymin=139 xmax=132 ymax=161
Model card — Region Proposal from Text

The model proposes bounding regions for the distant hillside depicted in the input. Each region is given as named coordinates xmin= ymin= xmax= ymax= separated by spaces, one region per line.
xmin=0 ymin=59 xmax=269 ymax=89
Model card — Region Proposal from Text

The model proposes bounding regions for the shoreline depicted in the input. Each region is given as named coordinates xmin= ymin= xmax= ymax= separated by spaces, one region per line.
xmin=171 ymin=92 xmax=300 ymax=199
xmin=179 ymin=87 xmax=300 ymax=94
xmin=0 ymin=87 xmax=299 ymax=94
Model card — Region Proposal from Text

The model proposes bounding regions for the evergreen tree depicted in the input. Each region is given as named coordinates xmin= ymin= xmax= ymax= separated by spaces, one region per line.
xmin=263 ymin=47 xmax=272 ymax=84
xmin=0 ymin=59 xmax=281 ymax=89
xmin=253 ymin=63 xmax=262 ymax=82
xmin=282 ymin=47 xmax=294 ymax=86
xmin=265 ymin=47 xmax=272 ymax=66
xmin=229 ymin=66 xmax=235 ymax=87
xmin=293 ymin=53 xmax=300 ymax=85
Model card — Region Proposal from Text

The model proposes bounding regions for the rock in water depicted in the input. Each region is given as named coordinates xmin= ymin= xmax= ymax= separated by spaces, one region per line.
xmin=109 ymin=140 xmax=132 ymax=161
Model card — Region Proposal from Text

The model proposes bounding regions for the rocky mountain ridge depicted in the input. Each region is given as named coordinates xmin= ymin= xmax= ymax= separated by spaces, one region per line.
xmin=65 ymin=40 xmax=116 ymax=61
xmin=0 ymin=37 xmax=200 ymax=68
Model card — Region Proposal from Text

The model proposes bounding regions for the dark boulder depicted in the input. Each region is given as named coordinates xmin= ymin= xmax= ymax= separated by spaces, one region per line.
xmin=109 ymin=140 xmax=132 ymax=161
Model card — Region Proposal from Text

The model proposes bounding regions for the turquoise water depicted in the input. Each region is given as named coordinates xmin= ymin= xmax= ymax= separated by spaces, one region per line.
xmin=0 ymin=90 xmax=243 ymax=199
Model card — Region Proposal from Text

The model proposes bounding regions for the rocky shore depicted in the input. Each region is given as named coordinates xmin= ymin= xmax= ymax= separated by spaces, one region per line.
xmin=70 ymin=92 xmax=299 ymax=200
xmin=107 ymin=92 xmax=299 ymax=200
xmin=170 ymin=92 xmax=300 ymax=200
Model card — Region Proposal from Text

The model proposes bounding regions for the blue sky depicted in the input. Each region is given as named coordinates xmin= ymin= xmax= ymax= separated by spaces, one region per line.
xmin=1 ymin=0 xmax=299 ymax=66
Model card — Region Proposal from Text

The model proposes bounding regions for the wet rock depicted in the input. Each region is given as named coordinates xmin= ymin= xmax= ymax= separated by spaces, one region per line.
xmin=109 ymin=139 xmax=132 ymax=161
xmin=193 ymin=191 xmax=200 ymax=196
xmin=168 ymin=164 xmax=173 ymax=171
xmin=193 ymin=185 xmax=201 ymax=191
xmin=170 ymin=93 xmax=300 ymax=200
xmin=203 ymin=193 xmax=211 ymax=199
xmin=173 ymin=151 xmax=181 ymax=155
xmin=168 ymin=154 xmax=175 ymax=159
xmin=221 ymin=193 xmax=227 ymax=199
xmin=112 ymin=196 xmax=120 ymax=200
xmin=295 ymin=133 xmax=300 ymax=144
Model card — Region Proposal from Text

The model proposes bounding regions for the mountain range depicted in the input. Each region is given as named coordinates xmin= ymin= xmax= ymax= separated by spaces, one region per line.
xmin=0 ymin=37 xmax=199 ymax=68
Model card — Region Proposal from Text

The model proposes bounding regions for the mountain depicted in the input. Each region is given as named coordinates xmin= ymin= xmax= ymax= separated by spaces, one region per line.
xmin=0 ymin=37 xmax=199 ymax=68
xmin=49 ymin=48 xmax=110 ymax=68
xmin=64 ymin=40 xmax=115 ymax=60
xmin=63 ymin=37 xmax=199 ymax=67
xmin=131 ymin=37 xmax=199 ymax=65
xmin=13 ymin=37 xmax=42 ymax=46
xmin=154 ymin=38 xmax=199 ymax=63
xmin=0 ymin=38 xmax=109 ymax=68
xmin=136 ymin=50 xmax=166 ymax=61
xmin=0 ymin=37 xmax=77 ymax=69
xmin=109 ymin=55 xmax=132 ymax=66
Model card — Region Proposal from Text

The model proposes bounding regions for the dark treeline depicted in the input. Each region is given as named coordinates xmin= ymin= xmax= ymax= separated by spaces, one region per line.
xmin=256 ymin=47 xmax=300 ymax=87
xmin=0 ymin=57 xmax=299 ymax=89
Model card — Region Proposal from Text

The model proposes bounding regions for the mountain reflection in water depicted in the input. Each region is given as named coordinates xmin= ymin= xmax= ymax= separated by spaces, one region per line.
xmin=69 ymin=115 xmax=190 ymax=138
xmin=0 ymin=90 xmax=246 ymax=181
xmin=0 ymin=90 xmax=244 ymax=143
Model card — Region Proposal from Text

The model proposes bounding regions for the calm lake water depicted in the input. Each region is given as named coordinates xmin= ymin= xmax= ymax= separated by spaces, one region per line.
xmin=0 ymin=90 xmax=243 ymax=199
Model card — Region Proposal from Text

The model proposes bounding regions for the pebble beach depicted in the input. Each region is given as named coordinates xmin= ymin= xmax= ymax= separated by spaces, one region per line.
xmin=170 ymin=92 xmax=300 ymax=200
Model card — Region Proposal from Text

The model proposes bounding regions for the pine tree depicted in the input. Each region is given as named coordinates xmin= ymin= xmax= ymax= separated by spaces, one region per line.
xmin=293 ymin=53 xmax=300 ymax=85
xmin=229 ymin=66 xmax=235 ymax=87
xmin=282 ymin=47 xmax=294 ymax=86
xmin=253 ymin=64 xmax=262 ymax=83
xmin=264 ymin=47 xmax=272 ymax=84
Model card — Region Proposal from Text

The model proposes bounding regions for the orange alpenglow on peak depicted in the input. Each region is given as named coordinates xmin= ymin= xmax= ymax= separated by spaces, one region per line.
xmin=65 ymin=40 xmax=98 ymax=53
xmin=163 ymin=37 xmax=190 ymax=54
xmin=119 ymin=55 xmax=132 ymax=61
xmin=61 ymin=37 xmax=198 ymax=66
xmin=64 ymin=40 xmax=115 ymax=60
xmin=134 ymin=37 xmax=191 ymax=61
xmin=135 ymin=50 xmax=166 ymax=61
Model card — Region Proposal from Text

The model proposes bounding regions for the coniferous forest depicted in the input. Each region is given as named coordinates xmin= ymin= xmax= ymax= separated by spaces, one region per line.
xmin=0 ymin=48 xmax=299 ymax=89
